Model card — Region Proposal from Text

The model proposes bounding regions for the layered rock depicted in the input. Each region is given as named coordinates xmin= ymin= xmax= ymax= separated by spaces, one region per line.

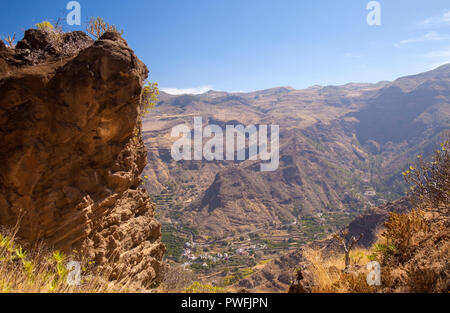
xmin=0 ymin=30 xmax=164 ymax=288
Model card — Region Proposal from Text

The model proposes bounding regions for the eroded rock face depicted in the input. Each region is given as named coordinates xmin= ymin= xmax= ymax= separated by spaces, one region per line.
xmin=0 ymin=30 xmax=165 ymax=288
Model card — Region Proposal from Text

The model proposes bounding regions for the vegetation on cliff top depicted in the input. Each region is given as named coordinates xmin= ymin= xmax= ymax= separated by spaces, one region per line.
xmin=86 ymin=17 xmax=123 ymax=39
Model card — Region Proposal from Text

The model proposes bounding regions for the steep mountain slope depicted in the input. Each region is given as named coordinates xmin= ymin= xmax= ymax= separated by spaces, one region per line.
xmin=142 ymin=65 xmax=449 ymax=241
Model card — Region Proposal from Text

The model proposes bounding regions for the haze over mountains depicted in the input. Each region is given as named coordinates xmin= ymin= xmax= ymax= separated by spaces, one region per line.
xmin=142 ymin=64 xmax=450 ymax=241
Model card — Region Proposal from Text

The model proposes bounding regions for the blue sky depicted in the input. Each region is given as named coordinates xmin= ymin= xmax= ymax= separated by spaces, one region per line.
xmin=1 ymin=0 xmax=450 ymax=93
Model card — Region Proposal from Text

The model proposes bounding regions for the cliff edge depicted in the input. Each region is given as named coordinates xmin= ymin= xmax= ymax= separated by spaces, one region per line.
xmin=0 ymin=29 xmax=164 ymax=288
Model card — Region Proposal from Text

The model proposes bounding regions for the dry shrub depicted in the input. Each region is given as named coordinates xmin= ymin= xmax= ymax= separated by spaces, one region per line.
xmin=403 ymin=132 xmax=449 ymax=217
xmin=86 ymin=17 xmax=123 ymax=39
xmin=380 ymin=268 xmax=396 ymax=289
xmin=35 ymin=21 xmax=64 ymax=53
xmin=378 ymin=217 xmax=449 ymax=293
xmin=336 ymin=272 xmax=377 ymax=293
xmin=302 ymin=247 xmax=375 ymax=293
xmin=2 ymin=34 xmax=16 ymax=48
xmin=332 ymin=230 xmax=363 ymax=269
xmin=405 ymin=267 xmax=442 ymax=293
xmin=302 ymin=248 xmax=343 ymax=292
xmin=159 ymin=262 xmax=196 ymax=292
xmin=382 ymin=209 xmax=428 ymax=262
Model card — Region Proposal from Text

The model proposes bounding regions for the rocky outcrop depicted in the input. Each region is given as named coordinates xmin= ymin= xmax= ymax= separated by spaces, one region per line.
xmin=0 ymin=30 xmax=164 ymax=288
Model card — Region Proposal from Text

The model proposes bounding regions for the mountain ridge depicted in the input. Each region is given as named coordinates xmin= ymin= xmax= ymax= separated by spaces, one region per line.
xmin=159 ymin=64 xmax=449 ymax=98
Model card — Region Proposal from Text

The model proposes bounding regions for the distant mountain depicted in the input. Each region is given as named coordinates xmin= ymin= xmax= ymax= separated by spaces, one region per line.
xmin=142 ymin=65 xmax=449 ymax=240
xmin=353 ymin=64 xmax=450 ymax=146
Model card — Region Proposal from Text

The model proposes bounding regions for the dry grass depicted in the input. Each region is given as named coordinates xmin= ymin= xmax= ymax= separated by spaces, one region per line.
xmin=302 ymin=246 xmax=377 ymax=293
xmin=184 ymin=281 xmax=225 ymax=293
xmin=157 ymin=261 xmax=229 ymax=293
xmin=0 ymin=226 xmax=125 ymax=293
xmin=158 ymin=262 xmax=196 ymax=293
